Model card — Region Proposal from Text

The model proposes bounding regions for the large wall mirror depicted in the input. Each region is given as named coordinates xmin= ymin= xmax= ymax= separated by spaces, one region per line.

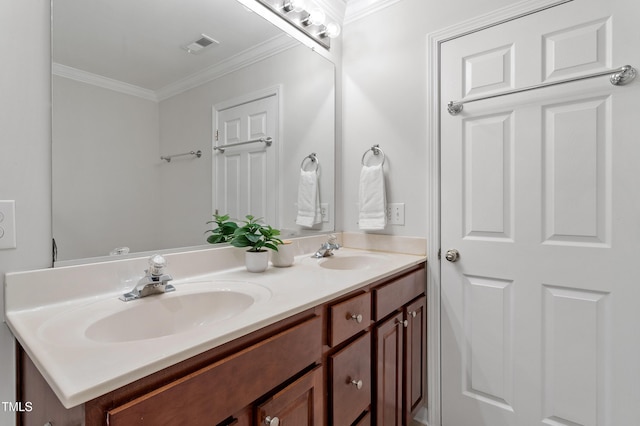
xmin=52 ymin=0 xmax=336 ymax=264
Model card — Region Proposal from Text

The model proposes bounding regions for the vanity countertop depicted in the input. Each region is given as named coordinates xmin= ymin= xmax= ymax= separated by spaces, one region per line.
xmin=5 ymin=241 xmax=426 ymax=409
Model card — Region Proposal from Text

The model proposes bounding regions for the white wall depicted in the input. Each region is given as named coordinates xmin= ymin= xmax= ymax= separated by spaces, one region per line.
xmin=0 ymin=1 xmax=51 ymax=425
xmin=341 ymin=0 xmax=517 ymax=238
xmin=53 ymin=76 xmax=162 ymax=260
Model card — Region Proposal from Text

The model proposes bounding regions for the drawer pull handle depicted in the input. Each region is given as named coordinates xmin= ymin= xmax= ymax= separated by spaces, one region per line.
xmin=409 ymin=311 xmax=417 ymax=318
xmin=351 ymin=379 xmax=364 ymax=389
xmin=350 ymin=313 xmax=363 ymax=323
xmin=265 ymin=416 xmax=280 ymax=426
xmin=396 ymin=319 xmax=408 ymax=328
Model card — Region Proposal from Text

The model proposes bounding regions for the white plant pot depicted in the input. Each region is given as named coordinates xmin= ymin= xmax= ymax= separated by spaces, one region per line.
xmin=245 ymin=250 xmax=270 ymax=273
xmin=271 ymin=240 xmax=295 ymax=267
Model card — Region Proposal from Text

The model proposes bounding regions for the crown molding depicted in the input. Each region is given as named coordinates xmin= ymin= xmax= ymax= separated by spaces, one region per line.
xmin=314 ymin=0 xmax=347 ymax=23
xmin=343 ymin=0 xmax=403 ymax=24
xmin=156 ymin=34 xmax=298 ymax=101
xmin=53 ymin=34 xmax=299 ymax=103
xmin=52 ymin=63 xmax=158 ymax=102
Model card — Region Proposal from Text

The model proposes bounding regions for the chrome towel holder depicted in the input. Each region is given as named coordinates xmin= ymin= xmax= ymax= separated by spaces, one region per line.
xmin=160 ymin=150 xmax=202 ymax=163
xmin=361 ymin=144 xmax=385 ymax=166
xmin=301 ymin=153 xmax=319 ymax=173
xmin=447 ymin=64 xmax=637 ymax=115
xmin=213 ymin=137 xmax=273 ymax=154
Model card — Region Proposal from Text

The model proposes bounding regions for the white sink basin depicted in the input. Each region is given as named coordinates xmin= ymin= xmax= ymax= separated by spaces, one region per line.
xmin=38 ymin=280 xmax=271 ymax=344
xmin=315 ymin=253 xmax=390 ymax=270
xmin=87 ymin=291 xmax=254 ymax=343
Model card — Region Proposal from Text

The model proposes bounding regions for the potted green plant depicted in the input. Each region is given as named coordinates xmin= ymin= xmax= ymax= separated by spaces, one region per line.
xmin=230 ymin=215 xmax=283 ymax=272
xmin=205 ymin=214 xmax=238 ymax=244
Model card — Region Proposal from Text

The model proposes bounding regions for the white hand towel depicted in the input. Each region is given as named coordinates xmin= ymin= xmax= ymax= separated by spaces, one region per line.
xmin=358 ymin=164 xmax=387 ymax=230
xmin=296 ymin=169 xmax=322 ymax=227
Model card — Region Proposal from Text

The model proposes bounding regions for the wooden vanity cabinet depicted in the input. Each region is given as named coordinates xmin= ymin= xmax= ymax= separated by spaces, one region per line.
xmin=327 ymin=264 xmax=427 ymax=426
xmin=105 ymin=316 xmax=322 ymax=426
xmin=17 ymin=307 xmax=323 ymax=426
xmin=17 ymin=263 xmax=427 ymax=426
xmin=373 ymin=266 xmax=427 ymax=426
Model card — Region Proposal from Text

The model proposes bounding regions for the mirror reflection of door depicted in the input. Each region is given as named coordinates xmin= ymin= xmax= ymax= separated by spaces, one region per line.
xmin=214 ymin=93 xmax=278 ymax=226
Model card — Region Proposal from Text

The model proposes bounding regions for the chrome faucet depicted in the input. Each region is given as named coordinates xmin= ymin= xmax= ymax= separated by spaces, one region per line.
xmin=312 ymin=234 xmax=341 ymax=258
xmin=119 ymin=254 xmax=175 ymax=301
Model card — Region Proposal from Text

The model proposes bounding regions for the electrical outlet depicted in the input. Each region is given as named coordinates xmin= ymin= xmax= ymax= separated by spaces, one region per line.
xmin=387 ymin=203 xmax=405 ymax=225
xmin=0 ymin=200 xmax=17 ymax=249
xmin=320 ymin=203 xmax=330 ymax=223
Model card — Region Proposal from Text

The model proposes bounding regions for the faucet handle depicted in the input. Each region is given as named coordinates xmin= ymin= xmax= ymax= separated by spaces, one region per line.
xmin=148 ymin=254 xmax=167 ymax=277
xmin=328 ymin=234 xmax=338 ymax=244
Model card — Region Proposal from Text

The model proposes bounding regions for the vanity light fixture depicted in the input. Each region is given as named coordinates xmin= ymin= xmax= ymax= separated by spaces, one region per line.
xmin=282 ymin=0 xmax=306 ymax=13
xmin=255 ymin=0 xmax=340 ymax=49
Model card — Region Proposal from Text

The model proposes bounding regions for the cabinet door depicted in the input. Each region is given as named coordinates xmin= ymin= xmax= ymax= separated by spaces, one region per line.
xmin=375 ymin=312 xmax=404 ymax=426
xmin=256 ymin=365 xmax=323 ymax=426
xmin=404 ymin=296 xmax=426 ymax=424
xmin=330 ymin=332 xmax=371 ymax=426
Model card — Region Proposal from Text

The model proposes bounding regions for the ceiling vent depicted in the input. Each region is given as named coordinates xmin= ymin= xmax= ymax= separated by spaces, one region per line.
xmin=182 ymin=34 xmax=220 ymax=55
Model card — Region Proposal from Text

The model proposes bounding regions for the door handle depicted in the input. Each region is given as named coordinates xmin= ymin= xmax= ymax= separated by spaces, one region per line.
xmin=445 ymin=249 xmax=460 ymax=262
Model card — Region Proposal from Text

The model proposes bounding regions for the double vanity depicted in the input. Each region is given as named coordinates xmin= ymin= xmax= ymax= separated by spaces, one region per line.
xmin=5 ymin=234 xmax=427 ymax=425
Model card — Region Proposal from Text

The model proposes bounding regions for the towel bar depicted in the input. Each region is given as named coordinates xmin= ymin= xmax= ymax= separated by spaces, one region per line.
xmin=160 ymin=150 xmax=202 ymax=163
xmin=361 ymin=144 xmax=385 ymax=166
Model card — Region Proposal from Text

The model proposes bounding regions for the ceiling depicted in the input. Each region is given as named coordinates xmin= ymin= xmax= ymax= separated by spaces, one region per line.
xmin=53 ymin=0 xmax=284 ymax=91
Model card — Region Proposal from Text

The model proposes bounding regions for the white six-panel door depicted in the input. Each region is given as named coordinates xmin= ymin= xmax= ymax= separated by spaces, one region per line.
xmin=440 ymin=0 xmax=640 ymax=424
xmin=214 ymin=94 xmax=278 ymax=224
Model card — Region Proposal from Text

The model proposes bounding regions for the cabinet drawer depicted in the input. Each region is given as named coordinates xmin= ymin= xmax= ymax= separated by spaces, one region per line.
xmin=329 ymin=291 xmax=371 ymax=347
xmin=330 ymin=332 xmax=371 ymax=426
xmin=374 ymin=267 xmax=426 ymax=320
xmin=107 ymin=316 xmax=322 ymax=426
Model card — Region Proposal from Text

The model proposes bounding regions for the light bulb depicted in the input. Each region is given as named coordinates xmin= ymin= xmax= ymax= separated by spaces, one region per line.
xmin=283 ymin=0 xmax=306 ymax=12
xmin=307 ymin=8 xmax=326 ymax=26
xmin=324 ymin=22 xmax=341 ymax=38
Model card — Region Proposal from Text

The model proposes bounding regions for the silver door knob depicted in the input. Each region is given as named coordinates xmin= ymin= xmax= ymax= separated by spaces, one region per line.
xmin=265 ymin=416 xmax=280 ymax=426
xmin=445 ymin=249 xmax=460 ymax=262
xmin=350 ymin=313 xmax=363 ymax=323
xmin=351 ymin=379 xmax=364 ymax=389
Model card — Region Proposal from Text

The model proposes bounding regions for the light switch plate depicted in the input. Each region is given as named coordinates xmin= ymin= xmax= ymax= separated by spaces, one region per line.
xmin=320 ymin=203 xmax=330 ymax=223
xmin=0 ymin=200 xmax=16 ymax=249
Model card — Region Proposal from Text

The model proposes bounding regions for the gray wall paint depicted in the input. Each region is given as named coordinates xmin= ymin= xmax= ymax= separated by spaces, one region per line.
xmin=341 ymin=0 xmax=516 ymax=236
xmin=0 ymin=1 xmax=51 ymax=425
xmin=53 ymin=76 xmax=162 ymax=259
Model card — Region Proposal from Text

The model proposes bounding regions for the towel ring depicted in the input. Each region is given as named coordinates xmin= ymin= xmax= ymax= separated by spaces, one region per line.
xmin=301 ymin=153 xmax=320 ymax=173
xmin=361 ymin=144 xmax=385 ymax=166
